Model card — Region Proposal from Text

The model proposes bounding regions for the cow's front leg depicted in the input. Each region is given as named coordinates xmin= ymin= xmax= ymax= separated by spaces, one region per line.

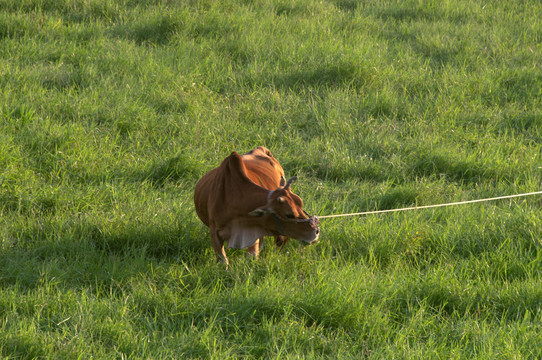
xmin=274 ymin=236 xmax=290 ymax=248
xmin=210 ymin=227 xmax=229 ymax=268
xmin=246 ymin=238 xmax=260 ymax=258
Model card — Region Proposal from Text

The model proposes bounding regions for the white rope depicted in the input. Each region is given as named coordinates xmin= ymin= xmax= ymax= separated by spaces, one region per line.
xmin=318 ymin=190 xmax=542 ymax=219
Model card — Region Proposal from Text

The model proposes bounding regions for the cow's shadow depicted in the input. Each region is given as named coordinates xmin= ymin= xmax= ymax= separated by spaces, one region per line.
xmin=0 ymin=216 xmax=211 ymax=292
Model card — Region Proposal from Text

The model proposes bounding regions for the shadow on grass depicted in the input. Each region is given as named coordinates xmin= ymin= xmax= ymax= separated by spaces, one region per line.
xmin=0 ymin=217 xmax=209 ymax=291
xmin=329 ymin=0 xmax=360 ymax=12
xmin=0 ymin=335 xmax=46 ymax=360
xmin=137 ymin=152 xmax=206 ymax=187
xmin=158 ymin=293 xmax=338 ymax=358
xmin=374 ymin=6 xmax=464 ymax=23
xmin=497 ymin=69 xmax=542 ymax=106
xmin=20 ymin=151 xmax=206 ymax=189
xmin=411 ymin=152 xmax=513 ymax=185
xmin=111 ymin=14 xmax=182 ymax=45
xmin=256 ymin=61 xmax=372 ymax=91
xmin=110 ymin=11 xmax=238 ymax=46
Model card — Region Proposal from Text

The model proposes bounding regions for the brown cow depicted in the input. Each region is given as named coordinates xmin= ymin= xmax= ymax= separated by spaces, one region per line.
xmin=194 ymin=147 xmax=320 ymax=266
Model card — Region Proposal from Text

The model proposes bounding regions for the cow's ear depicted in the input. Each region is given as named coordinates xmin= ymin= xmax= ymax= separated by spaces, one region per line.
xmin=248 ymin=208 xmax=268 ymax=217
xmin=280 ymin=176 xmax=286 ymax=187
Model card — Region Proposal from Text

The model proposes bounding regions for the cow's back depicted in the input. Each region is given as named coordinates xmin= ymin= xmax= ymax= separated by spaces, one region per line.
xmin=241 ymin=147 xmax=285 ymax=190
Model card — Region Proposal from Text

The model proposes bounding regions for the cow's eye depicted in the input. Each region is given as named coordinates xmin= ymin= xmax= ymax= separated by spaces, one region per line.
xmin=286 ymin=214 xmax=295 ymax=219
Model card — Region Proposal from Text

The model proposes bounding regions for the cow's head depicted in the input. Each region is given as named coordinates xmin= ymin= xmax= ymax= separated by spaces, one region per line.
xmin=248 ymin=177 xmax=320 ymax=243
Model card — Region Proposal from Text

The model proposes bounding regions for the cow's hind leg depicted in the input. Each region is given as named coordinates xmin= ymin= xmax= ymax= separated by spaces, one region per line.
xmin=210 ymin=228 xmax=229 ymax=268
xmin=274 ymin=236 xmax=290 ymax=248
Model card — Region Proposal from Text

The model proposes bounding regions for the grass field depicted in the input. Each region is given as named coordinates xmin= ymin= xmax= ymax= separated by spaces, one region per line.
xmin=1 ymin=0 xmax=542 ymax=358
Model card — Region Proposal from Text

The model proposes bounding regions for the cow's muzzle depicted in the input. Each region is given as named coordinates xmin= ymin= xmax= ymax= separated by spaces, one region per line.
xmin=272 ymin=211 xmax=320 ymax=242
xmin=306 ymin=215 xmax=320 ymax=244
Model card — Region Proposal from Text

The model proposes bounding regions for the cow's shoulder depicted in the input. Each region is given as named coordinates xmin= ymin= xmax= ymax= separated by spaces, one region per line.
xmin=219 ymin=151 xmax=251 ymax=182
xmin=207 ymin=151 xmax=253 ymax=200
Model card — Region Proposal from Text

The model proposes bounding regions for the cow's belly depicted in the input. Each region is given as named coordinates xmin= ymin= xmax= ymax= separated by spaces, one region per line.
xmin=219 ymin=222 xmax=268 ymax=249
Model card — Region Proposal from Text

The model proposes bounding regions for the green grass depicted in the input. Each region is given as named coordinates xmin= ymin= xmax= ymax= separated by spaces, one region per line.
xmin=1 ymin=0 xmax=542 ymax=358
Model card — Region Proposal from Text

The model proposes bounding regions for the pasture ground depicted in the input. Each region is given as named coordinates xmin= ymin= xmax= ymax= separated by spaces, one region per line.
xmin=1 ymin=0 xmax=542 ymax=358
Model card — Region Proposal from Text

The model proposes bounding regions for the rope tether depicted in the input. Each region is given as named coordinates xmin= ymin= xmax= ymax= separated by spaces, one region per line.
xmin=318 ymin=190 xmax=542 ymax=219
